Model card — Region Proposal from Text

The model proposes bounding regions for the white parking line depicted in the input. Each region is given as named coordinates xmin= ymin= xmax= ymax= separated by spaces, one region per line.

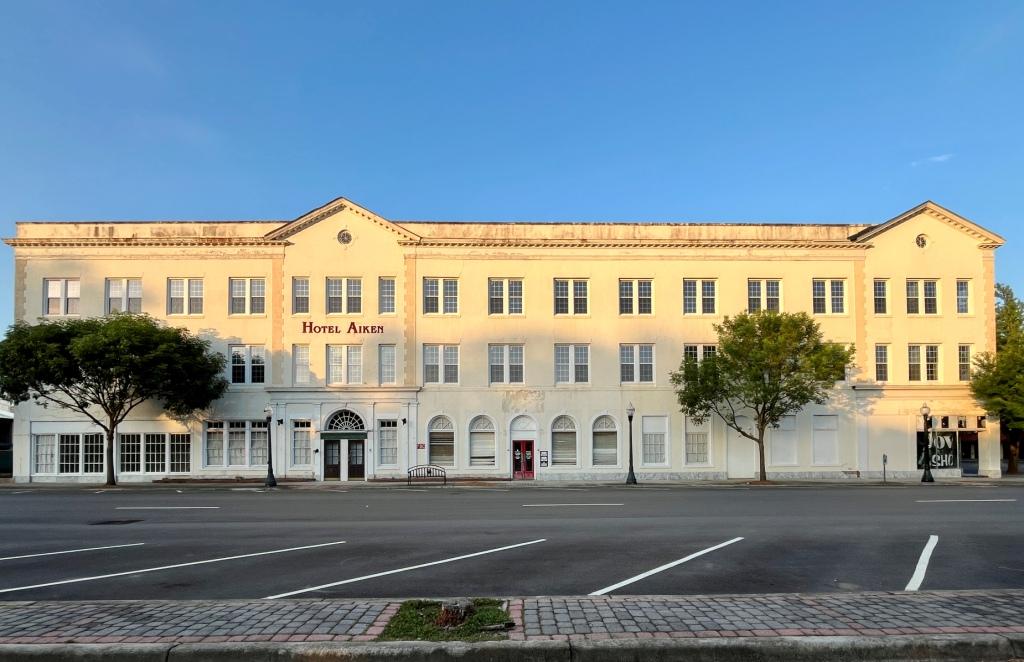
xmin=905 ymin=535 xmax=939 ymax=591
xmin=0 ymin=543 xmax=145 ymax=562
xmin=522 ymin=503 xmax=623 ymax=507
xmin=115 ymin=506 xmax=220 ymax=510
xmin=590 ymin=537 xmax=744 ymax=596
xmin=0 ymin=540 xmax=346 ymax=595
xmin=264 ymin=538 xmax=546 ymax=599
xmin=915 ymin=499 xmax=1016 ymax=503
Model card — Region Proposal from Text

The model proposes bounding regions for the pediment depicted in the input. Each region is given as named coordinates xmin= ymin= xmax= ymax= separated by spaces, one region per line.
xmin=851 ymin=201 xmax=1004 ymax=248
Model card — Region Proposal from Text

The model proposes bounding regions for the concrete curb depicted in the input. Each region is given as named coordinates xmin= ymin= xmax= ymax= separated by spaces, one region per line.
xmin=1 ymin=634 xmax=1023 ymax=661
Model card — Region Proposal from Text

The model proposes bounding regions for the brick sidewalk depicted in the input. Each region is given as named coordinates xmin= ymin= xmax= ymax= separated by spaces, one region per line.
xmin=0 ymin=591 xmax=1021 ymax=645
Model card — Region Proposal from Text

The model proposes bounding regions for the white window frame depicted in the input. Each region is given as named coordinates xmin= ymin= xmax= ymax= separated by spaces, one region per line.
xmin=428 ymin=416 xmax=456 ymax=467
xmin=203 ymin=420 xmax=268 ymax=468
xmin=747 ymin=279 xmax=781 ymax=313
xmin=43 ymin=278 xmax=80 ymax=316
xmin=292 ymin=277 xmax=310 ymax=315
xmin=554 ymin=279 xmax=588 ymax=315
xmin=908 ymin=344 xmax=940 ymax=382
xmin=591 ymin=415 xmax=620 ymax=467
xmin=168 ymin=278 xmax=203 ymax=316
xmin=683 ymin=344 xmax=717 ymax=363
xmin=550 ymin=415 xmax=579 ymax=467
xmin=377 ymin=419 xmax=399 ymax=466
xmin=468 ymin=416 xmax=497 ymax=467
xmin=682 ymin=279 xmax=716 ymax=315
xmin=641 ymin=415 xmax=670 ymax=467
xmin=378 ymin=344 xmax=397 ymax=385
xmin=812 ymin=279 xmax=846 ymax=315
xmin=423 ymin=344 xmax=459 ymax=384
xmin=488 ymin=344 xmax=525 ymax=385
xmin=874 ymin=344 xmax=888 ymax=382
xmin=958 ymin=344 xmax=972 ymax=381
xmin=618 ymin=279 xmax=653 ymax=316
xmin=378 ymin=277 xmax=396 ymax=315
xmin=326 ymin=277 xmax=362 ymax=315
xmin=906 ymin=279 xmax=940 ymax=315
xmin=684 ymin=418 xmax=711 ymax=466
xmin=326 ymin=344 xmax=363 ymax=385
xmin=229 ymin=345 xmax=266 ymax=385
xmin=873 ymin=279 xmax=889 ymax=315
xmin=290 ymin=420 xmax=312 ymax=467
xmin=228 ymin=277 xmax=266 ymax=316
xmin=956 ymin=279 xmax=971 ymax=315
xmin=293 ymin=344 xmax=310 ymax=385
xmin=423 ymin=278 xmax=458 ymax=315
xmin=619 ymin=344 xmax=655 ymax=384
xmin=105 ymin=278 xmax=142 ymax=314
xmin=554 ymin=344 xmax=589 ymax=384
xmin=488 ymin=278 xmax=524 ymax=316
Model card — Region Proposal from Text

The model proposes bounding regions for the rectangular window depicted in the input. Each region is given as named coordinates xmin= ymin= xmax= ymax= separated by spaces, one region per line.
xmin=379 ymin=344 xmax=396 ymax=385
xmin=169 ymin=434 xmax=191 ymax=473
xmin=423 ymin=344 xmax=459 ymax=384
xmin=378 ymin=419 xmax=398 ymax=465
xmin=923 ymin=280 xmax=938 ymax=314
xmin=925 ymin=344 xmax=939 ymax=381
xmin=959 ymin=344 xmax=971 ymax=381
xmin=641 ymin=416 xmax=667 ymax=465
xmin=423 ymin=278 xmax=457 ymax=314
xmin=228 ymin=278 xmax=265 ymax=315
xmin=326 ymin=277 xmax=361 ymax=314
xmin=907 ymin=279 xmax=939 ymax=315
xmin=326 ymin=345 xmax=362 ymax=385
xmin=293 ymin=345 xmax=310 ymax=385
xmin=378 ymin=277 xmax=396 ymax=314
xmin=551 ymin=428 xmax=577 ymax=466
xmin=346 ymin=345 xmax=362 ymax=384
xmin=59 ymin=433 xmax=81 ymax=474
xmin=554 ymin=279 xmax=588 ymax=315
xmin=619 ymin=279 xmax=653 ymax=315
xmin=488 ymin=344 xmax=524 ymax=384
xmin=555 ymin=343 xmax=589 ymax=383
xmin=683 ymin=344 xmax=717 ymax=364
xmin=83 ymin=433 xmax=104 ymax=473
xmin=470 ymin=422 xmax=496 ymax=467
xmin=956 ymin=280 xmax=970 ymax=314
xmin=685 ymin=420 xmax=709 ymax=464
xmin=165 ymin=280 xmax=199 ymax=315
xmin=291 ymin=421 xmax=311 ymax=465
xmin=443 ymin=279 xmax=458 ymax=314
xmin=44 ymin=278 xmax=80 ymax=316
xmin=748 ymin=279 xmax=781 ymax=312
xmin=486 ymin=278 xmax=524 ymax=315
xmin=229 ymin=345 xmax=265 ymax=384
xmin=204 ymin=422 xmax=223 ymax=466
xmin=119 ymin=433 xmax=141 ymax=473
xmin=906 ymin=280 xmax=920 ymax=314
xmin=106 ymin=278 xmax=142 ymax=314
xmin=327 ymin=344 xmax=344 ymax=384
xmin=423 ymin=278 xmax=439 ymax=314
xmin=249 ymin=421 xmax=268 ymax=465
xmin=812 ymin=415 xmax=839 ymax=465
xmin=32 ymin=434 xmax=56 ymax=473
xmin=874 ymin=279 xmax=888 ymax=314
xmin=682 ymin=279 xmax=716 ymax=315
xmin=489 ymin=279 xmax=504 ymax=315
xmin=812 ymin=279 xmax=845 ymax=314
xmin=227 ymin=421 xmax=247 ymax=465
xmin=293 ymin=277 xmax=310 ymax=314
xmin=875 ymin=344 xmax=889 ymax=382
xmin=908 ymin=345 xmax=922 ymax=381
xmin=620 ymin=344 xmax=655 ymax=383
xmin=145 ymin=433 xmax=167 ymax=473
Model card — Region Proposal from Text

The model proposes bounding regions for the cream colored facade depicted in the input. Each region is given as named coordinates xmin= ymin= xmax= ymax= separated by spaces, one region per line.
xmin=3 ymin=197 xmax=1006 ymax=482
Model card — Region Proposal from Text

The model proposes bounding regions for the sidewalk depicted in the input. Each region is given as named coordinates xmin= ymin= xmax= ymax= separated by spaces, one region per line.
xmin=0 ymin=590 xmax=1022 ymax=660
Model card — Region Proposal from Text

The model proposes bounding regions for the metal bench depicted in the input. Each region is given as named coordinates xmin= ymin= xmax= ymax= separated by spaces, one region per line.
xmin=407 ymin=464 xmax=447 ymax=486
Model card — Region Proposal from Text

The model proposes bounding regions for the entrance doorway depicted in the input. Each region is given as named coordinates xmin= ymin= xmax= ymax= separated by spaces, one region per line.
xmin=348 ymin=439 xmax=365 ymax=480
xmin=513 ymin=440 xmax=535 ymax=480
xmin=324 ymin=440 xmax=341 ymax=480
xmin=960 ymin=432 xmax=979 ymax=476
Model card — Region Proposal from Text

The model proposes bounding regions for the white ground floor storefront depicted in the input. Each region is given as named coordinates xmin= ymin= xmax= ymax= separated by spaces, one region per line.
xmin=9 ymin=385 xmax=1004 ymax=483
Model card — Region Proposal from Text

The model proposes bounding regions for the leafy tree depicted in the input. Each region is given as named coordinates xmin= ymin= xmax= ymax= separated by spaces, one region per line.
xmin=971 ymin=284 xmax=1024 ymax=474
xmin=670 ymin=310 xmax=855 ymax=482
xmin=0 ymin=314 xmax=228 ymax=485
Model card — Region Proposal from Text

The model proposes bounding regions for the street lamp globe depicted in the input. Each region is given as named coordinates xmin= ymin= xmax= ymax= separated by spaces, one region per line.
xmin=920 ymin=403 xmax=930 ymax=418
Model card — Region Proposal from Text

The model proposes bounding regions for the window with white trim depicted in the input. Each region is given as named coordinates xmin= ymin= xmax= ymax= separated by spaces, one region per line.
xmin=956 ymin=280 xmax=971 ymax=314
xmin=875 ymin=344 xmax=888 ymax=382
xmin=555 ymin=344 xmax=589 ymax=384
xmin=378 ymin=344 xmax=396 ymax=385
xmin=378 ymin=419 xmax=398 ymax=465
xmin=685 ymin=419 xmax=709 ymax=464
xmin=619 ymin=279 xmax=653 ymax=315
xmin=906 ymin=279 xmax=939 ymax=315
xmin=230 ymin=345 xmax=265 ymax=384
xmin=428 ymin=416 xmax=455 ymax=466
xmin=683 ymin=279 xmax=716 ymax=315
xmin=229 ymin=278 xmax=266 ymax=315
xmin=683 ymin=344 xmax=717 ymax=362
xmin=771 ymin=415 xmax=797 ymax=465
xmin=119 ymin=433 xmax=142 ymax=472
xmin=812 ymin=279 xmax=845 ymax=314
xmin=111 ymin=432 xmax=189 ymax=473
xmin=488 ymin=278 xmax=524 ymax=315
xmin=423 ymin=278 xmax=458 ymax=314
xmin=291 ymin=420 xmax=311 ymax=465
xmin=551 ymin=415 xmax=578 ymax=465
xmin=168 ymin=278 xmax=203 ymax=315
xmin=592 ymin=415 xmax=618 ymax=466
xmin=489 ymin=344 xmax=524 ymax=384
xmin=33 ymin=433 xmax=104 ymax=475
xmin=31 ymin=434 xmax=57 ymax=473
xmin=293 ymin=344 xmax=310 ymax=385
xmin=292 ymin=277 xmax=310 ymax=314
xmin=908 ymin=344 xmax=939 ymax=382
xmin=44 ymin=278 xmax=80 ymax=316
xmin=747 ymin=279 xmax=780 ymax=312
xmin=424 ymin=344 xmax=459 ymax=384
xmin=469 ymin=416 xmax=496 ymax=466
xmin=378 ymin=277 xmax=396 ymax=314
xmin=641 ymin=415 xmax=667 ymax=465
xmin=204 ymin=420 xmax=267 ymax=467
xmin=554 ymin=279 xmax=588 ymax=315
xmin=620 ymin=344 xmax=654 ymax=383
xmin=326 ymin=344 xmax=362 ymax=385
xmin=106 ymin=278 xmax=142 ymax=314
xmin=326 ymin=277 xmax=361 ymax=314
xmin=958 ymin=344 xmax=971 ymax=381
xmin=873 ymin=279 xmax=888 ymax=314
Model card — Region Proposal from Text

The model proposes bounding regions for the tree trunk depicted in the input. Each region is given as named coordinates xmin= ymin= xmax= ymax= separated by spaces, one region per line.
xmin=105 ymin=426 xmax=117 ymax=486
xmin=757 ymin=432 xmax=767 ymax=482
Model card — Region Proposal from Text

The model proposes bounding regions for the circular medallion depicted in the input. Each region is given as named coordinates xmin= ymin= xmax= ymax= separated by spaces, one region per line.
xmin=915 ymin=234 xmax=928 ymax=248
xmin=337 ymin=230 xmax=353 ymax=245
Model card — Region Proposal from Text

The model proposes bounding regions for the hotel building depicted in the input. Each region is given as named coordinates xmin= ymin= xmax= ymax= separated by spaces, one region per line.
xmin=3 ymin=197 xmax=1005 ymax=482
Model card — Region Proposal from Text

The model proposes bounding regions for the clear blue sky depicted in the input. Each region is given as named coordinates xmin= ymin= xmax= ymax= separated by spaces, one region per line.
xmin=1 ymin=1 xmax=1022 ymax=330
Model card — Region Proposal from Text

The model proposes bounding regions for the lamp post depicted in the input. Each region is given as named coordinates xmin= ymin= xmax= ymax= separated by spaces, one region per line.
xmin=625 ymin=402 xmax=637 ymax=485
xmin=920 ymin=402 xmax=934 ymax=483
xmin=263 ymin=405 xmax=277 ymax=488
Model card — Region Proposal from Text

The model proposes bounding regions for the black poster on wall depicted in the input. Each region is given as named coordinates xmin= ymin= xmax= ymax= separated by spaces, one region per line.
xmin=917 ymin=431 xmax=959 ymax=469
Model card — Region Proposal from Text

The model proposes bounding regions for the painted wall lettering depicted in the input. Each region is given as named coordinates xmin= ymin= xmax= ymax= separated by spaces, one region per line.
xmin=300 ymin=321 xmax=384 ymax=334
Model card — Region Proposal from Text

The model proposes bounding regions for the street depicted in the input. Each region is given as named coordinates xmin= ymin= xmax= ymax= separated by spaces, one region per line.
xmin=0 ymin=483 xmax=1020 ymax=601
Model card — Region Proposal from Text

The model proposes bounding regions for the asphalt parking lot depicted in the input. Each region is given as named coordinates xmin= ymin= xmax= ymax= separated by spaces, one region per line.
xmin=0 ymin=482 xmax=1020 ymax=601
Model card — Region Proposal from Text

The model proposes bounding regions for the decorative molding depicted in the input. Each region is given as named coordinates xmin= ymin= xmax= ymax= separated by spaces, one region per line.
xmin=398 ymin=239 xmax=867 ymax=250
xmin=3 ymin=237 xmax=286 ymax=248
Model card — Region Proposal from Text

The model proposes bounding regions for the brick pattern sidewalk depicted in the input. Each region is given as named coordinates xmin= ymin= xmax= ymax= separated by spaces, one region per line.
xmin=513 ymin=590 xmax=1024 ymax=641
xmin=0 ymin=599 xmax=398 ymax=644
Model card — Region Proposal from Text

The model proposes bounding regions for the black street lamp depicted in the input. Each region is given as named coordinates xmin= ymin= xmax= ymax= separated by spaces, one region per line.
xmin=264 ymin=405 xmax=277 ymax=488
xmin=920 ymin=402 xmax=934 ymax=483
xmin=626 ymin=402 xmax=637 ymax=485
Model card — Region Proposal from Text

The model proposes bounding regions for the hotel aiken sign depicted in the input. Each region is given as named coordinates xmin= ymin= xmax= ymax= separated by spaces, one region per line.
xmin=301 ymin=321 xmax=385 ymax=335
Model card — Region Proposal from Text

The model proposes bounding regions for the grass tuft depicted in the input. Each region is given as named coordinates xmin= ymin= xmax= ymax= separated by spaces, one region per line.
xmin=378 ymin=598 xmax=511 ymax=642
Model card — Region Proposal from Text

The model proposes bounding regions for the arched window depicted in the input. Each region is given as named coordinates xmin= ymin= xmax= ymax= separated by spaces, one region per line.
xmin=469 ymin=416 xmax=496 ymax=467
xmin=428 ymin=416 xmax=455 ymax=467
xmin=551 ymin=415 xmax=577 ymax=466
xmin=592 ymin=415 xmax=618 ymax=466
xmin=511 ymin=415 xmax=537 ymax=433
xmin=326 ymin=410 xmax=365 ymax=431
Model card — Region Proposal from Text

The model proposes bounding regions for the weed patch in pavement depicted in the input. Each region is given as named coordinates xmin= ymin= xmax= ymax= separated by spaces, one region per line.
xmin=378 ymin=598 xmax=512 ymax=642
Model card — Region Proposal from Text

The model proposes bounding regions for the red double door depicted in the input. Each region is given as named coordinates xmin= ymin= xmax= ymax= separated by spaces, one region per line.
xmin=512 ymin=440 xmax=535 ymax=480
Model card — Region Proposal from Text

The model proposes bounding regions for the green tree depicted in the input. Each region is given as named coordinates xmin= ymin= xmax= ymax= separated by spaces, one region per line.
xmin=0 ymin=315 xmax=228 ymax=485
xmin=670 ymin=310 xmax=855 ymax=482
xmin=971 ymin=283 xmax=1024 ymax=474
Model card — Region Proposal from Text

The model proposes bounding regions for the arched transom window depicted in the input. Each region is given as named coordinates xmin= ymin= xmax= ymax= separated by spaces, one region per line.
xmin=326 ymin=410 xmax=365 ymax=431
xmin=469 ymin=416 xmax=496 ymax=467
xmin=428 ymin=416 xmax=455 ymax=467
xmin=592 ymin=415 xmax=618 ymax=466
xmin=551 ymin=415 xmax=577 ymax=466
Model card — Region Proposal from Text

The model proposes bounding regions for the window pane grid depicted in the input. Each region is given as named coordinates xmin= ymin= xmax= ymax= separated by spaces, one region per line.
xmin=379 ymin=277 xmax=396 ymax=314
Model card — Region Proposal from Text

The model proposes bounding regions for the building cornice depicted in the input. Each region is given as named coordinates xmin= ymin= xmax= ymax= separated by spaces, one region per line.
xmin=3 ymin=237 xmax=287 ymax=248
xmin=398 ymin=239 xmax=870 ymax=250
